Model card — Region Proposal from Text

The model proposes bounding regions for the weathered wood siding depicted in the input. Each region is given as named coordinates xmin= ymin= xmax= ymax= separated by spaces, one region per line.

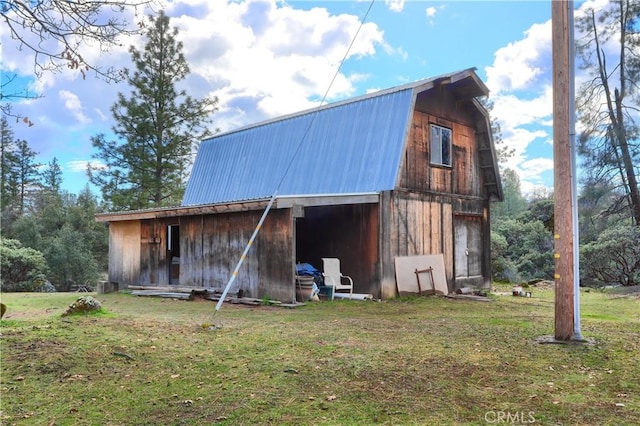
xmin=177 ymin=209 xmax=294 ymax=302
xmin=454 ymin=215 xmax=483 ymax=285
xmin=107 ymin=220 xmax=141 ymax=287
xmin=139 ymin=218 xmax=171 ymax=285
xmin=400 ymin=110 xmax=480 ymax=198
xmin=452 ymin=200 xmax=491 ymax=289
xmin=102 ymin=82 xmax=496 ymax=300
xmin=295 ymin=204 xmax=379 ymax=297
xmin=382 ymin=90 xmax=493 ymax=295
xmin=380 ymin=190 xmax=491 ymax=297
xmin=379 ymin=191 xmax=454 ymax=298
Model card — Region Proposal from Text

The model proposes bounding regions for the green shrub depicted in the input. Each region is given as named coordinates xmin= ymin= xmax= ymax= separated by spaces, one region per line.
xmin=0 ymin=238 xmax=48 ymax=291
xmin=581 ymin=224 xmax=640 ymax=286
xmin=491 ymin=218 xmax=553 ymax=282
xmin=43 ymin=225 xmax=100 ymax=291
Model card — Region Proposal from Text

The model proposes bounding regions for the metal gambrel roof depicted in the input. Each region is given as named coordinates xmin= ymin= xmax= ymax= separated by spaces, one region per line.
xmin=183 ymin=88 xmax=415 ymax=206
xmin=182 ymin=68 xmax=494 ymax=206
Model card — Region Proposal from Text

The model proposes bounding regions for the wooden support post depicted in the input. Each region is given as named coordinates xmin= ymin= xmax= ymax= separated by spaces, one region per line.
xmin=552 ymin=0 xmax=575 ymax=341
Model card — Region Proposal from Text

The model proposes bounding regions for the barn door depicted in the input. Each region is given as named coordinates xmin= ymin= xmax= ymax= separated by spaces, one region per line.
xmin=454 ymin=215 xmax=482 ymax=281
xmin=167 ymin=224 xmax=180 ymax=285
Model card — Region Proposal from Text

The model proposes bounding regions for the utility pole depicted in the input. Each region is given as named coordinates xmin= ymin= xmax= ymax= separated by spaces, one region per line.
xmin=552 ymin=0 xmax=575 ymax=341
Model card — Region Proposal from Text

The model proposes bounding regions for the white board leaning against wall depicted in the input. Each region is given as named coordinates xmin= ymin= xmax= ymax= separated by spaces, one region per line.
xmin=395 ymin=254 xmax=449 ymax=296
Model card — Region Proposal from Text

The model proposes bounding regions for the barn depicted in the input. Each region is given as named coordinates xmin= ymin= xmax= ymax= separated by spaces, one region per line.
xmin=95 ymin=68 xmax=503 ymax=302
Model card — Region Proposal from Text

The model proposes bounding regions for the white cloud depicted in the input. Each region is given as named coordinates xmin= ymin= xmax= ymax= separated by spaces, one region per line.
xmin=520 ymin=158 xmax=554 ymax=177
xmin=518 ymin=157 xmax=554 ymax=196
xmin=482 ymin=11 xmax=556 ymax=193
xmin=425 ymin=6 xmax=438 ymax=24
xmin=486 ymin=21 xmax=551 ymax=94
xmin=5 ymin=0 xmax=570 ymax=198
xmin=66 ymin=160 xmax=103 ymax=173
xmin=485 ymin=0 xmax=625 ymax=195
xmin=59 ymin=90 xmax=90 ymax=124
xmin=6 ymin=0 xmax=387 ymax=187
xmin=164 ymin=0 xmax=385 ymax=129
xmin=492 ymin=87 xmax=552 ymax=129
xmin=491 ymin=86 xmax=553 ymax=184
xmin=385 ymin=0 xmax=405 ymax=13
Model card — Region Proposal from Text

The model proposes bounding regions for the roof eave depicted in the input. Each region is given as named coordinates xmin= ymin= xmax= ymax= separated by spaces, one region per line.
xmin=411 ymin=68 xmax=489 ymax=100
xmin=472 ymin=99 xmax=504 ymax=202
xmin=96 ymin=193 xmax=382 ymax=222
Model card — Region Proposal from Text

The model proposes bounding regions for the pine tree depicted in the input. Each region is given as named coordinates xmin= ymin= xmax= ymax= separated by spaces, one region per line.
xmin=576 ymin=0 xmax=640 ymax=226
xmin=41 ymin=158 xmax=63 ymax=193
xmin=34 ymin=158 xmax=66 ymax=236
xmin=1 ymin=116 xmax=19 ymax=211
xmin=491 ymin=168 xmax=527 ymax=223
xmin=13 ymin=140 xmax=40 ymax=215
xmin=89 ymin=10 xmax=217 ymax=211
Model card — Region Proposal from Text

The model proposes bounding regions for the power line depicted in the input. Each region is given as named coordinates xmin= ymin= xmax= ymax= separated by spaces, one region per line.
xmin=213 ymin=0 xmax=377 ymax=318
xmin=275 ymin=0 xmax=376 ymax=191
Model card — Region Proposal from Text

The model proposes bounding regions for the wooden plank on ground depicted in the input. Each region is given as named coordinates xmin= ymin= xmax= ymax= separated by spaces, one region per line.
xmin=131 ymin=291 xmax=194 ymax=300
xmin=445 ymin=294 xmax=492 ymax=302
xmin=128 ymin=285 xmax=223 ymax=293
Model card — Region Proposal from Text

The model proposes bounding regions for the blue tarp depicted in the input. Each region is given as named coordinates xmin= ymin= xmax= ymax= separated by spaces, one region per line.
xmin=296 ymin=263 xmax=320 ymax=276
xmin=296 ymin=262 xmax=334 ymax=298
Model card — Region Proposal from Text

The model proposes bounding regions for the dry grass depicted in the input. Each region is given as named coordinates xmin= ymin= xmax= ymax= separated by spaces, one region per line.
xmin=1 ymin=286 xmax=639 ymax=425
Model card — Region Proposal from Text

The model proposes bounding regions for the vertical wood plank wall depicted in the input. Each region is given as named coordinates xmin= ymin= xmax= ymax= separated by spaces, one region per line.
xmin=140 ymin=218 xmax=171 ymax=285
xmin=108 ymin=210 xmax=294 ymax=302
xmin=178 ymin=209 xmax=294 ymax=301
xmin=400 ymin=110 xmax=480 ymax=196
xmin=379 ymin=191 xmax=455 ymax=298
xmin=108 ymin=221 xmax=141 ymax=287
xmin=382 ymin=103 xmax=491 ymax=296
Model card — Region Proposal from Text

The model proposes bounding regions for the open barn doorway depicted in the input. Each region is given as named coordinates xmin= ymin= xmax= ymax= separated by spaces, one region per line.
xmin=294 ymin=203 xmax=380 ymax=297
xmin=167 ymin=224 xmax=180 ymax=285
xmin=294 ymin=206 xmax=331 ymax=272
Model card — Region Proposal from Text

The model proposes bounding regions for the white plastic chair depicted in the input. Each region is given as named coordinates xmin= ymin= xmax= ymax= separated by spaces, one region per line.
xmin=322 ymin=258 xmax=353 ymax=300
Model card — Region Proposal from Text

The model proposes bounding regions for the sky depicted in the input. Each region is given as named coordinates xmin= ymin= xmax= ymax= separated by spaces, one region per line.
xmin=2 ymin=0 xmax=612 ymax=197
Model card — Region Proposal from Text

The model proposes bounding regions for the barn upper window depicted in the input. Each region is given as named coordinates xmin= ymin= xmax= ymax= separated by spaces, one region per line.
xmin=430 ymin=124 xmax=452 ymax=167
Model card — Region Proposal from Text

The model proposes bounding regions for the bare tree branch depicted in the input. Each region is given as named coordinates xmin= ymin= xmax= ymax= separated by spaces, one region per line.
xmin=1 ymin=0 xmax=157 ymax=121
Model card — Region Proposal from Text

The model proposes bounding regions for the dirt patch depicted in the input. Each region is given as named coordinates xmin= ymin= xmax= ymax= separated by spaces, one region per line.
xmin=3 ymin=337 xmax=68 ymax=359
xmin=0 ymin=307 xmax=62 ymax=320
xmin=530 ymin=280 xmax=554 ymax=289
xmin=604 ymin=285 xmax=640 ymax=299
xmin=1 ymin=337 xmax=73 ymax=379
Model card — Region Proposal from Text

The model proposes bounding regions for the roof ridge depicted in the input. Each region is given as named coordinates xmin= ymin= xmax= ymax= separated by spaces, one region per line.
xmin=204 ymin=68 xmax=479 ymax=141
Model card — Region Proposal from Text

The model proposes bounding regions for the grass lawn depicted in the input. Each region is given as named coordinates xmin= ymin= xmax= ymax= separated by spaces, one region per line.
xmin=1 ymin=286 xmax=638 ymax=425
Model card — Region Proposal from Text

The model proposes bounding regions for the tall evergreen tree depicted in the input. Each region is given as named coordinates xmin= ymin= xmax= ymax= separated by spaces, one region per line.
xmin=1 ymin=116 xmax=22 ymax=211
xmin=13 ymin=139 xmax=40 ymax=215
xmin=576 ymin=0 xmax=640 ymax=226
xmin=578 ymin=173 xmax=628 ymax=242
xmin=38 ymin=157 xmax=65 ymax=232
xmin=89 ymin=10 xmax=217 ymax=211
xmin=41 ymin=157 xmax=63 ymax=193
xmin=69 ymin=186 xmax=109 ymax=270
